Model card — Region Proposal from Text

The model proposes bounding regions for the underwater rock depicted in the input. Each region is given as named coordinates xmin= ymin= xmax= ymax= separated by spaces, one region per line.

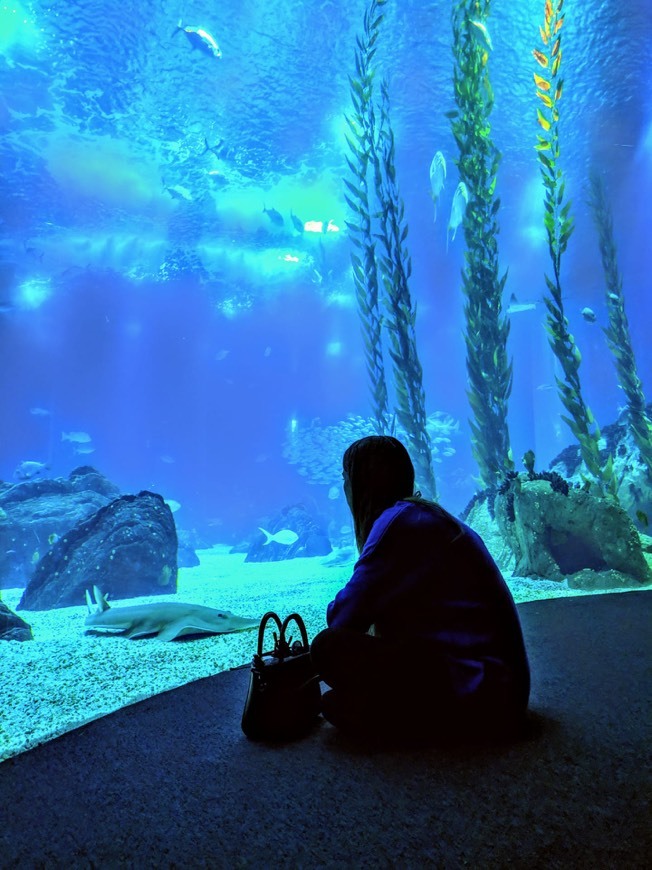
xmin=0 ymin=467 xmax=121 ymax=590
xmin=245 ymin=504 xmax=331 ymax=563
xmin=549 ymin=405 xmax=652 ymax=532
xmin=463 ymin=497 xmax=515 ymax=576
xmin=18 ymin=491 xmax=178 ymax=611
xmin=494 ymin=477 xmax=652 ymax=589
xmin=0 ymin=599 xmax=33 ymax=641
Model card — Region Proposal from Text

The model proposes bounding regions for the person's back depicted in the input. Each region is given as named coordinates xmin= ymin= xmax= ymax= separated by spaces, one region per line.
xmin=311 ymin=436 xmax=530 ymax=742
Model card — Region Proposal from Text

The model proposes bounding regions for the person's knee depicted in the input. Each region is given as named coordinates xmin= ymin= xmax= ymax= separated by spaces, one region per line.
xmin=310 ymin=627 xmax=334 ymax=670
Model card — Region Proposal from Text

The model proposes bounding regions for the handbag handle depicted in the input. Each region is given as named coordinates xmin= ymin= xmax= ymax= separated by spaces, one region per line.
xmin=256 ymin=611 xmax=284 ymax=657
xmin=281 ymin=612 xmax=310 ymax=653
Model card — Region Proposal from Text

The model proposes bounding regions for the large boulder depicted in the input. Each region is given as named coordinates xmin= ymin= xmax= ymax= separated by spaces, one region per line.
xmin=0 ymin=599 xmax=33 ymax=641
xmin=0 ymin=467 xmax=120 ymax=589
xmin=549 ymin=405 xmax=652 ymax=533
xmin=245 ymin=504 xmax=332 ymax=562
xmin=18 ymin=491 xmax=178 ymax=611
xmin=494 ymin=476 xmax=652 ymax=590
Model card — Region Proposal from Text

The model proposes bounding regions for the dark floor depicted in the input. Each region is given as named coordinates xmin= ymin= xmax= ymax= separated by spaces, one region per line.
xmin=1 ymin=591 xmax=650 ymax=869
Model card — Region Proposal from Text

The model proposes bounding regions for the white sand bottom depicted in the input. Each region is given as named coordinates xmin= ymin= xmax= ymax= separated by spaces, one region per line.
xmin=0 ymin=546 xmax=638 ymax=763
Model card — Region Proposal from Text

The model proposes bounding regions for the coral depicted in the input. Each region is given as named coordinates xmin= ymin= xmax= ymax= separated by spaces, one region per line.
xmin=533 ymin=0 xmax=616 ymax=498
xmin=588 ymin=169 xmax=652 ymax=482
xmin=449 ymin=0 xmax=514 ymax=489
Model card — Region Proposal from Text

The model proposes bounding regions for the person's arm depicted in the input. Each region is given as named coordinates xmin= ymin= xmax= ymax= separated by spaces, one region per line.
xmin=326 ymin=505 xmax=407 ymax=632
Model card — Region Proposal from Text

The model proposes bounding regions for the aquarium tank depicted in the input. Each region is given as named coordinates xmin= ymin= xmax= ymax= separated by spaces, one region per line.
xmin=0 ymin=0 xmax=650 ymax=760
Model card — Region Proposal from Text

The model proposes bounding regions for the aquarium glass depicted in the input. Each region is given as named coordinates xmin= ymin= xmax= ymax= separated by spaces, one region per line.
xmin=1 ymin=0 xmax=650 ymax=760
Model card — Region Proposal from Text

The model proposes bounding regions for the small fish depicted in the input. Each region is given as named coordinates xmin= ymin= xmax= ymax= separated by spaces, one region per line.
xmin=160 ymin=454 xmax=175 ymax=464
xmin=328 ymin=485 xmax=341 ymax=500
xmin=290 ymin=212 xmax=304 ymax=233
xmin=429 ymin=151 xmax=446 ymax=221
xmin=263 ymin=205 xmax=284 ymax=227
xmin=447 ymin=181 xmax=469 ymax=249
xmin=62 ymin=430 xmax=92 ymax=444
xmin=14 ymin=460 xmax=49 ymax=481
xmin=175 ymin=20 xmax=222 ymax=59
xmin=74 ymin=445 xmax=96 ymax=455
xmin=165 ymin=499 xmax=182 ymax=513
xmin=581 ymin=307 xmax=597 ymax=323
xmin=263 ymin=346 xmax=272 ymax=357
xmin=508 ymin=302 xmax=537 ymax=314
xmin=635 ymin=510 xmax=648 ymax=527
xmin=470 ymin=19 xmax=493 ymax=51
xmin=215 ymin=349 xmax=230 ymax=361
xmin=258 ymin=527 xmax=299 ymax=546
xmin=30 ymin=407 xmax=50 ymax=416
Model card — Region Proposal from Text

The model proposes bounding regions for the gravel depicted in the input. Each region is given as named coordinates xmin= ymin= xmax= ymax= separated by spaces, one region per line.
xmin=0 ymin=546 xmax=626 ymax=763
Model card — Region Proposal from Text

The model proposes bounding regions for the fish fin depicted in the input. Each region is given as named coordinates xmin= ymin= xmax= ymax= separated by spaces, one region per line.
xmin=92 ymin=585 xmax=110 ymax=612
xmin=156 ymin=621 xmax=186 ymax=642
xmin=85 ymin=588 xmax=93 ymax=614
xmin=258 ymin=526 xmax=272 ymax=545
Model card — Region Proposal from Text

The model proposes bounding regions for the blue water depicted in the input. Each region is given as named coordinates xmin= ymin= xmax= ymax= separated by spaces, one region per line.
xmin=1 ymin=0 xmax=651 ymax=541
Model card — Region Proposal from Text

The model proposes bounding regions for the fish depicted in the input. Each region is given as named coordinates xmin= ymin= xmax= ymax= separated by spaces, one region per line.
xmin=215 ymin=349 xmax=230 ymax=361
xmin=581 ymin=307 xmax=597 ymax=323
xmin=290 ymin=212 xmax=304 ymax=233
xmin=447 ymin=181 xmax=469 ymax=249
xmin=13 ymin=460 xmax=49 ymax=481
xmin=429 ymin=151 xmax=447 ymax=221
xmin=258 ymin=527 xmax=299 ymax=546
xmin=61 ymin=430 xmax=92 ymax=444
xmin=164 ymin=499 xmax=181 ymax=513
xmin=636 ymin=510 xmax=649 ymax=528
xmin=507 ymin=302 xmax=537 ymax=314
xmin=84 ymin=586 xmax=258 ymax=641
xmin=263 ymin=205 xmax=284 ymax=226
xmin=469 ymin=19 xmax=493 ymax=51
xmin=30 ymin=407 xmax=50 ymax=416
xmin=328 ymin=485 xmax=340 ymax=500
xmin=175 ymin=20 xmax=222 ymax=59
xmin=74 ymin=445 xmax=95 ymax=455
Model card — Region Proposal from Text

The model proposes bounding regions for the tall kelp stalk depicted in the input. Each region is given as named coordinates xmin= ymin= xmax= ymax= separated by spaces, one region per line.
xmin=373 ymin=80 xmax=437 ymax=499
xmin=588 ymin=169 xmax=652 ymax=480
xmin=344 ymin=0 xmax=390 ymax=436
xmin=533 ymin=0 xmax=616 ymax=496
xmin=449 ymin=0 xmax=513 ymax=489
xmin=344 ymin=0 xmax=436 ymax=497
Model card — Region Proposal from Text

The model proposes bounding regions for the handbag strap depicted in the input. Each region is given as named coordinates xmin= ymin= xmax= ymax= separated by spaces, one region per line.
xmin=256 ymin=611 xmax=283 ymax=657
xmin=281 ymin=612 xmax=310 ymax=653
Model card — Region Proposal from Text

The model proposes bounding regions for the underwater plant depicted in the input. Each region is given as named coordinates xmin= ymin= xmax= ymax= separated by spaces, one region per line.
xmin=344 ymin=0 xmax=437 ymax=498
xmin=373 ymin=80 xmax=437 ymax=499
xmin=449 ymin=0 xmax=514 ymax=489
xmin=533 ymin=0 xmax=616 ymax=496
xmin=343 ymin=0 xmax=390 ymax=436
xmin=588 ymin=169 xmax=652 ymax=481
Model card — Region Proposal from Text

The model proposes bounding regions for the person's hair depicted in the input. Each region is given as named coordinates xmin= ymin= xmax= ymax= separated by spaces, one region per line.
xmin=343 ymin=435 xmax=464 ymax=552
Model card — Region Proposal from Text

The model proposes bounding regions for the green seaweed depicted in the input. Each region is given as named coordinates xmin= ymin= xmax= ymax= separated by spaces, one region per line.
xmin=373 ymin=80 xmax=437 ymax=499
xmin=449 ymin=0 xmax=514 ymax=489
xmin=345 ymin=0 xmax=437 ymax=498
xmin=344 ymin=0 xmax=390 ymax=437
xmin=533 ymin=0 xmax=616 ymax=496
xmin=588 ymin=169 xmax=652 ymax=481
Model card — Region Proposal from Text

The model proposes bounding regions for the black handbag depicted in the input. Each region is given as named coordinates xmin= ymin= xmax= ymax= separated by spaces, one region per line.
xmin=241 ymin=611 xmax=321 ymax=741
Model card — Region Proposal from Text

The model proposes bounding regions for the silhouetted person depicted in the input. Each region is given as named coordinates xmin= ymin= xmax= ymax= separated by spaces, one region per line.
xmin=311 ymin=435 xmax=530 ymax=743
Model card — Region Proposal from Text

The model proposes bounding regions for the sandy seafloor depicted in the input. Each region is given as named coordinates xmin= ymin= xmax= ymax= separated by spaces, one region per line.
xmin=0 ymin=546 xmax=641 ymax=763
